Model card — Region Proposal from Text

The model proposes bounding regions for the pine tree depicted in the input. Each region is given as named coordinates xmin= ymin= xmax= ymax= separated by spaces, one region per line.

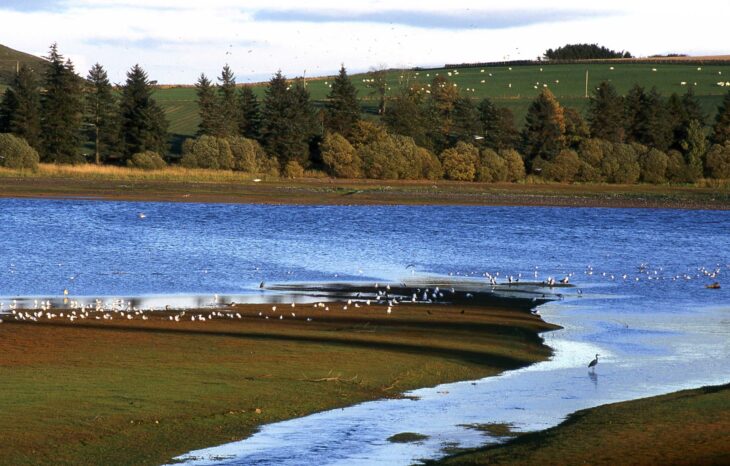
xmin=261 ymin=71 xmax=309 ymax=167
xmin=682 ymin=119 xmax=706 ymax=181
xmin=564 ymin=107 xmax=590 ymax=148
xmin=383 ymin=87 xmax=430 ymax=150
xmin=522 ymin=88 xmax=566 ymax=165
xmin=666 ymin=92 xmax=687 ymax=150
xmin=0 ymin=64 xmax=41 ymax=151
xmin=238 ymin=86 xmax=261 ymax=140
xmin=40 ymin=43 xmax=84 ymax=163
xmin=587 ymin=81 xmax=625 ymax=142
xmin=217 ymin=64 xmax=239 ymax=138
xmin=119 ymin=64 xmax=169 ymax=159
xmin=712 ymin=90 xmax=730 ymax=144
xmin=289 ymin=78 xmax=320 ymax=164
xmin=682 ymin=88 xmax=705 ymax=126
xmin=86 ymin=63 xmax=119 ymax=164
xmin=324 ymin=65 xmax=360 ymax=138
xmin=451 ymin=96 xmax=480 ymax=145
xmin=195 ymin=73 xmax=219 ymax=136
xmin=478 ymin=98 xmax=518 ymax=150
xmin=625 ymin=86 xmax=672 ymax=151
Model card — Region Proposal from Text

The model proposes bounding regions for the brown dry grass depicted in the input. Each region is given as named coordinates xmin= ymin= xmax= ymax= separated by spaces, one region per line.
xmin=1 ymin=164 xmax=728 ymax=209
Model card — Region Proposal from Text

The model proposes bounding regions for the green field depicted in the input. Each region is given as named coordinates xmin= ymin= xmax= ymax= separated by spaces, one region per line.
xmin=156 ymin=62 xmax=730 ymax=138
xmin=434 ymin=383 xmax=730 ymax=465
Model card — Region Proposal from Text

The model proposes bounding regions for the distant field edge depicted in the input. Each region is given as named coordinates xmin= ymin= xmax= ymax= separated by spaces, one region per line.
xmin=441 ymin=55 xmax=730 ymax=70
xmin=430 ymin=382 xmax=730 ymax=466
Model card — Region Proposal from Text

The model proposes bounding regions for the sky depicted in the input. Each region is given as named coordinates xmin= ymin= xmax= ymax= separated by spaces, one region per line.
xmin=1 ymin=0 xmax=728 ymax=84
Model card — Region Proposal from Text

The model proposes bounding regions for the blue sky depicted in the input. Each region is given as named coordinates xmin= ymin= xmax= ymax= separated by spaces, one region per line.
xmin=0 ymin=1 xmax=727 ymax=84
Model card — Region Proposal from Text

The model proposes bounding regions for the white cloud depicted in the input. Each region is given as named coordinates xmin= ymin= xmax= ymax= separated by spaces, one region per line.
xmin=1 ymin=1 xmax=728 ymax=83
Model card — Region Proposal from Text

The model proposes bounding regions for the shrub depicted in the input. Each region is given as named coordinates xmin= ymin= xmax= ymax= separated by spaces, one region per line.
xmin=0 ymin=133 xmax=39 ymax=170
xmin=321 ymin=132 xmax=362 ymax=178
xmin=181 ymin=135 xmax=233 ymax=170
xmin=227 ymin=136 xmax=275 ymax=173
xmin=283 ymin=160 xmax=304 ymax=178
xmin=499 ymin=149 xmax=526 ymax=182
xmin=601 ymin=143 xmax=640 ymax=184
xmin=441 ymin=142 xmax=479 ymax=181
xmin=477 ymin=148 xmax=508 ymax=182
xmin=705 ymin=142 xmax=730 ymax=179
xmin=639 ymin=148 xmax=669 ymax=183
xmin=576 ymin=138 xmax=609 ymax=182
xmin=537 ymin=149 xmax=582 ymax=182
xmin=417 ymin=147 xmax=443 ymax=180
xmin=358 ymin=133 xmax=401 ymax=179
xmin=127 ymin=151 xmax=166 ymax=170
xmin=666 ymin=150 xmax=691 ymax=182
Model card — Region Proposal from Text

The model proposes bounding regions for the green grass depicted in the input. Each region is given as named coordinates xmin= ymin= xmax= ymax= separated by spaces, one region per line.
xmin=155 ymin=63 xmax=730 ymax=137
xmin=434 ymin=383 xmax=730 ymax=465
xmin=0 ymin=303 xmax=555 ymax=465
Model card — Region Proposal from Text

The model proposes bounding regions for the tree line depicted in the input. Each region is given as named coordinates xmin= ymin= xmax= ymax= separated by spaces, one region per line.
xmin=2 ymin=43 xmax=730 ymax=183
xmin=0 ymin=43 xmax=168 ymax=168
xmin=543 ymin=44 xmax=632 ymax=60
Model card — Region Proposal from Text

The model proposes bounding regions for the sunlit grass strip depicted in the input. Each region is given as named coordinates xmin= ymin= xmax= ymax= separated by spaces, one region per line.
xmin=0 ymin=163 xmax=271 ymax=183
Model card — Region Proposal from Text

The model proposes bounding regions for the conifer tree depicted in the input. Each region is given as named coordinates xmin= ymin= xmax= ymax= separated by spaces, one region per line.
xmin=587 ymin=81 xmax=625 ymax=142
xmin=477 ymin=98 xmax=518 ymax=150
xmin=40 ymin=43 xmax=84 ymax=163
xmin=625 ymin=86 xmax=672 ymax=151
xmin=217 ymin=64 xmax=239 ymax=137
xmin=522 ymin=88 xmax=566 ymax=165
xmin=383 ymin=87 xmax=430 ymax=150
xmin=324 ymin=65 xmax=360 ymax=138
xmin=261 ymin=71 xmax=310 ymax=167
xmin=451 ymin=96 xmax=480 ymax=145
xmin=86 ymin=63 xmax=119 ymax=164
xmin=0 ymin=64 xmax=41 ymax=151
xmin=682 ymin=119 xmax=706 ymax=181
xmin=238 ymin=86 xmax=261 ymax=140
xmin=119 ymin=64 xmax=169 ymax=159
xmin=712 ymin=90 xmax=730 ymax=144
xmin=195 ymin=73 xmax=219 ymax=136
xmin=289 ymin=78 xmax=320 ymax=163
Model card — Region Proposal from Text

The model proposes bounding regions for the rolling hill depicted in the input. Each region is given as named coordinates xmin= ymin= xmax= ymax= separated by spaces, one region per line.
xmin=1 ymin=42 xmax=729 ymax=149
xmin=155 ymin=61 xmax=730 ymax=138
xmin=0 ymin=43 xmax=46 ymax=85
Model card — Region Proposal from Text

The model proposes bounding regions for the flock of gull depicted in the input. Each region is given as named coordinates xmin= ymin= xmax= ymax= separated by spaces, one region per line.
xmin=0 ymin=261 xmax=723 ymax=325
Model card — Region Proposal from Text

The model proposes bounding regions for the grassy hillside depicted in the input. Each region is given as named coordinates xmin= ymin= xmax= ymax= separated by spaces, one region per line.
xmin=156 ymin=62 xmax=730 ymax=138
xmin=0 ymin=43 xmax=46 ymax=85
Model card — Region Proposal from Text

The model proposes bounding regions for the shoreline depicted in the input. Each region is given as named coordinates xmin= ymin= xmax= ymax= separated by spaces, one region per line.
xmin=1 ymin=174 xmax=729 ymax=209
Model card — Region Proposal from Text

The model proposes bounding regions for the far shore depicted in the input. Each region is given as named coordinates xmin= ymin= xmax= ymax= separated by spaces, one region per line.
xmin=1 ymin=167 xmax=729 ymax=209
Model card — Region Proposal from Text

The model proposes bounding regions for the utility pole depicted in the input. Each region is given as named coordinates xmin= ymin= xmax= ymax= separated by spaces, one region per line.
xmin=585 ymin=69 xmax=589 ymax=98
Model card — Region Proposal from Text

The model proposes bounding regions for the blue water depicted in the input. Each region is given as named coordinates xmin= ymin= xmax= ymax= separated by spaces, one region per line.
xmin=1 ymin=199 xmax=728 ymax=306
xmin=1 ymin=198 xmax=729 ymax=465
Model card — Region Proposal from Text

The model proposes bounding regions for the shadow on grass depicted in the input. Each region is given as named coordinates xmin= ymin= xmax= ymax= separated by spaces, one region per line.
xmin=17 ymin=320 xmax=539 ymax=370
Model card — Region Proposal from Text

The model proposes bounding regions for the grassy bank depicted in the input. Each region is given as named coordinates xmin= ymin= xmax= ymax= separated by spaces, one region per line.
xmin=0 ymin=302 xmax=557 ymax=465
xmin=1 ymin=164 xmax=729 ymax=209
xmin=434 ymin=383 xmax=730 ymax=465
